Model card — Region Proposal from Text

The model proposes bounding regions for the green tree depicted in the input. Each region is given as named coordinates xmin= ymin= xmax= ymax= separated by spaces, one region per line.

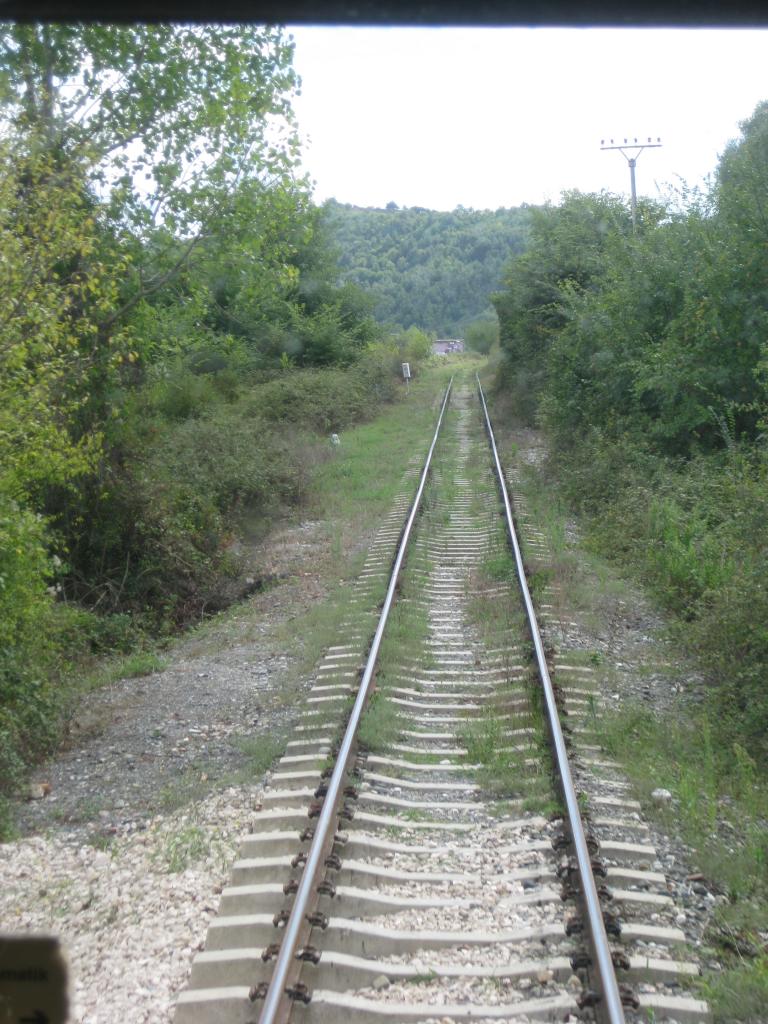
xmin=1 ymin=25 xmax=302 ymax=330
xmin=0 ymin=143 xmax=127 ymax=501
xmin=493 ymin=192 xmax=634 ymax=421
xmin=465 ymin=318 xmax=499 ymax=354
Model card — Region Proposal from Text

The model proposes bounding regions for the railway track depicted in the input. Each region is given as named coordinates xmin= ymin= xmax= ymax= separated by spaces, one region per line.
xmin=174 ymin=379 xmax=710 ymax=1024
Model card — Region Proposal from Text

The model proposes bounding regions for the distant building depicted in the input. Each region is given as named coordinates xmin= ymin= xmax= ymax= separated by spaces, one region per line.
xmin=433 ymin=338 xmax=465 ymax=355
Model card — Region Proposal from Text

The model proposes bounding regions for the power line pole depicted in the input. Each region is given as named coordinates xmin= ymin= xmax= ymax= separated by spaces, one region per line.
xmin=600 ymin=136 xmax=662 ymax=233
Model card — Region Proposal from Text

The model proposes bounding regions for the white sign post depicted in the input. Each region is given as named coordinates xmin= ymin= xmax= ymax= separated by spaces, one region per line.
xmin=402 ymin=362 xmax=411 ymax=394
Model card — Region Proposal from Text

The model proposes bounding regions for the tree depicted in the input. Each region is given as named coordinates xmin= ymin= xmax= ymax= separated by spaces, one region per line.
xmin=465 ymin=318 xmax=499 ymax=354
xmin=0 ymin=142 xmax=124 ymax=501
xmin=1 ymin=25 xmax=303 ymax=326
xmin=716 ymin=100 xmax=768 ymax=237
xmin=0 ymin=24 xmax=311 ymax=654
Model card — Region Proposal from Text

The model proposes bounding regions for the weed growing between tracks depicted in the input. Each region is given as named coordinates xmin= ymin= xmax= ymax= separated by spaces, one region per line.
xmin=457 ymin=409 xmax=555 ymax=815
xmin=462 ymin=538 xmax=553 ymax=813
xmin=358 ymin=551 xmax=433 ymax=756
xmin=462 ymin=711 xmax=551 ymax=808
xmin=358 ymin=691 xmax=402 ymax=753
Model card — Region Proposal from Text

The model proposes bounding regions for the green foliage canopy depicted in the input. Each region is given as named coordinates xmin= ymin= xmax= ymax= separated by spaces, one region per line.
xmin=2 ymin=25 xmax=300 ymax=233
xmin=464 ymin=318 xmax=499 ymax=355
xmin=324 ymin=201 xmax=531 ymax=335
xmin=492 ymin=100 xmax=768 ymax=758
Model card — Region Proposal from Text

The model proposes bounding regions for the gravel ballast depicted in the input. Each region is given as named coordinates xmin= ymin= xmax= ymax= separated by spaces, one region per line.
xmin=1 ymin=784 xmax=263 ymax=1022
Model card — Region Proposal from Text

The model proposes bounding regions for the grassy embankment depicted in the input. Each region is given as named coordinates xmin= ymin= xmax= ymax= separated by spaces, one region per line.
xmin=485 ymin=369 xmax=768 ymax=1022
xmin=188 ymin=356 xmax=460 ymax=712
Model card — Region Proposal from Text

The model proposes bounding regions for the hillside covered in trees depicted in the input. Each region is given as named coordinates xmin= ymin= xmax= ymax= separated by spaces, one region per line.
xmin=324 ymin=200 xmax=531 ymax=334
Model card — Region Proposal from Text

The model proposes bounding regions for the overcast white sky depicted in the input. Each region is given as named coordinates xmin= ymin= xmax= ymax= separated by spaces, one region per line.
xmin=289 ymin=27 xmax=768 ymax=211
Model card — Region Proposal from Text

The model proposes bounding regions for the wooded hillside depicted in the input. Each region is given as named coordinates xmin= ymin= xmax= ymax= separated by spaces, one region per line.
xmin=324 ymin=200 xmax=531 ymax=334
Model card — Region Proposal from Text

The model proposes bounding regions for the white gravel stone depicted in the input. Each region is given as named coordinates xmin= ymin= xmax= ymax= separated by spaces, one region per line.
xmin=1 ymin=784 xmax=262 ymax=1023
xmin=651 ymin=788 xmax=674 ymax=805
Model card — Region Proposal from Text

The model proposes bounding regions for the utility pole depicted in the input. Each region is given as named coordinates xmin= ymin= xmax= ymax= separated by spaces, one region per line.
xmin=600 ymin=136 xmax=662 ymax=233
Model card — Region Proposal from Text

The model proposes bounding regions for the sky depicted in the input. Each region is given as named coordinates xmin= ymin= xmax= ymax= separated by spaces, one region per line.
xmin=289 ymin=27 xmax=768 ymax=211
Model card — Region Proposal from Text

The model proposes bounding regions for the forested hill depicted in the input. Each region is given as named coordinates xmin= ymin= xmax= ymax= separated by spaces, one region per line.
xmin=323 ymin=200 xmax=531 ymax=334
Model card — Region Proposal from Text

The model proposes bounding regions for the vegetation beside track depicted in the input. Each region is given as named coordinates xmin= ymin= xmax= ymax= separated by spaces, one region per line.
xmin=492 ymin=103 xmax=768 ymax=764
xmin=485 ymin=381 xmax=768 ymax=1022
xmin=0 ymin=24 xmax=461 ymax=836
xmin=487 ymin=399 xmax=768 ymax=1015
xmin=0 ymin=356 xmax=457 ymax=838
xmin=488 ymin=99 xmax=768 ymax=1019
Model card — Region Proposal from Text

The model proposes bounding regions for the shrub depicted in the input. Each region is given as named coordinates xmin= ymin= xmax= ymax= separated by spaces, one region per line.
xmin=57 ymin=355 xmax=404 ymax=626
xmin=464 ymin=318 xmax=499 ymax=355
xmin=0 ymin=492 xmax=60 ymax=801
xmin=246 ymin=355 xmax=398 ymax=434
xmin=549 ymin=435 xmax=768 ymax=763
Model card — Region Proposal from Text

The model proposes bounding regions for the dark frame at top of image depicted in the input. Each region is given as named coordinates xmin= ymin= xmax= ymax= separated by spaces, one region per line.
xmin=3 ymin=0 xmax=768 ymax=27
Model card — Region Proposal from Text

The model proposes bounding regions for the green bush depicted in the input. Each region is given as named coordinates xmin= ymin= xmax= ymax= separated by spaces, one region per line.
xmin=547 ymin=435 xmax=768 ymax=761
xmin=151 ymin=371 xmax=222 ymax=421
xmin=0 ymin=353 xmax=406 ymax=828
xmin=0 ymin=493 xmax=52 ymax=656
xmin=464 ymin=318 xmax=498 ymax=355
xmin=56 ymin=355 xmax=404 ymax=626
xmin=0 ymin=492 xmax=60 ymax=799
xmin=247 ymin=354 xmax=398 ymax=434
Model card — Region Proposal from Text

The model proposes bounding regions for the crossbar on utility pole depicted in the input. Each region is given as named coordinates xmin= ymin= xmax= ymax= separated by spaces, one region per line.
xmin=600 ymin=136 xmax=662 ymax=233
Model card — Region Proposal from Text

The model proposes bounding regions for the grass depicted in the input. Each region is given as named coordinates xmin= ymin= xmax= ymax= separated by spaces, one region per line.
xmin=0 ymin=799 xmax=18 ymax=841
xmin=311 ymin=363 xmax=454 ymax=529
xmin=461 ymin=707 xmax=546 ymax=800
xmin=701 ymin=955 xmax=768 ymax=1024
xmin=148 ymin=729 xmax=288 ymax=817
xmin=358 ymin=691 xmax=402 ymax=753
xmin=153 ymin=769 xmax=215 ymax=814
xmin=522 ymin=794 xmax=562 ymax=816
xmin=482 ymin=551 xmax=517 ymax=582
xmin=83 ymin=651 xmax=169 ymax=690
xmin=601 ymin=705 xmax=768 ymax=900
xmin=231 ymin=730 xmax=287 ymax=780
xmin=270 ymin=582 xmax=373 ymax=689
xmin=157 ymin=823 xmax=230 ymax=873
xmin=356 ymin=507 xmax=439 ymax=752
xmin=405 ymin=970 xmax=439 ymax=985
xmin=162 ymin=824 xmax=210 ymax=872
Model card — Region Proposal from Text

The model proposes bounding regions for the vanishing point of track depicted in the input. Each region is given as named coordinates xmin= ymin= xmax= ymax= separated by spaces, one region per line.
xmin=175 ymin=379 xmax=710 ymax=1024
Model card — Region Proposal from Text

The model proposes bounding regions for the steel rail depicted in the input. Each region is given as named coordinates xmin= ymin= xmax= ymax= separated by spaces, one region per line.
xmin=476 ymin=374 xmax=626 ymax=1024
xmin=258 ymin=375 xmax=454 ymax=1024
